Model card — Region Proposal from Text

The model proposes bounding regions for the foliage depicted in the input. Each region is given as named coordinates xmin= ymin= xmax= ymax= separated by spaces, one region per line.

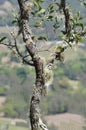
xmin=27 ymin=0 xmax=86 ymax=45
xmin=0 ymin=120 xmax=29 ymax=130
xmin=0 ymin=2 xmax=86 ymax=130
xmin=0 ymin=86 xmax=6 ymax=95
xmin=16 ymin=67 xmax=28 ymax=84
xmin=3 ymin=103 xmax=18 ymax=118
xmin=0 ymin=46 xmax=86 ymax=118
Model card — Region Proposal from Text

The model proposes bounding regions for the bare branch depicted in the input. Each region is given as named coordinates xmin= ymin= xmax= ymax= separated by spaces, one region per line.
xmin=14 ymin=37 xmax=34 ymax=66
xmin=60 ymin=0 xmax=71 ymax=35
xmin=78 ymin=28 xmax=86 ymax=37
xmin=0 ymin=39 xmax=34 ymax=66
xmin=0 ymin=42 xmax=15 ymax=49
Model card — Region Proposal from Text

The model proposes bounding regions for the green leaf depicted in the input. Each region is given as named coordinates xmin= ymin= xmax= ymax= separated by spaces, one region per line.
xmin=32 ymin=0 xmax=39 ymax=7
xmin=37 ymin=8 xmax=46 ymax=14
xmin=47 ymin=3 xmax=55 ymax=14
xmin=83 ymin=2 xmax=86 ymax=6
xmin=12 ymin=20 xmax=17 ymax=24
xmin=56 ymin=46 xmax=63 ymax=50
xmin=79 ymin=16 xmax=83 ymax=20
xmin=53 ymin=23 xmax=59 ymax=29
xmin=47 ymin=15 xmax=53 ymax=21
xmin=0 ymin=37 xmax=7 ymax=42
xmin=40 ymin=0 xmax=45 ymax=2
xmin=55 ymin=2 xmax=60 ymax=7
xmin=34 ymin=21 xmax=42 ymax=27
xmin=76 ymin=35 xmax=83 ymax=42
xmin=56 ymin=46 xmax=63 ymax=53
xmin=49 ymin=4 xmax=54 ymax=10
xmin=76 ymin=23 xmax=84 ymax=30
xmin=77 ymin=11 xmax=80 ymax=18
xmin=49 ymin=9 xmax=54 ymax=14
xmin=36 ymin=0 xmax=45 ymax=3
xmin=38 ymin=36 xmax=47 ymax=40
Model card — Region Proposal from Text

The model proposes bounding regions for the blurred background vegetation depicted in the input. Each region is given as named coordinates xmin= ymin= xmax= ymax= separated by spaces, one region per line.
xmin=0 ymin=0 xmax=86 ymax=130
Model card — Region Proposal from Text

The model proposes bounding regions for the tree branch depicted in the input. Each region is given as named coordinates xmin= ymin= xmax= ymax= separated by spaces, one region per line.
xmin=0 ymin=42 xmax=14 ymax=49
xmin=60 ymin=0 xmax=71 ymax=35
xmin=0 ymin=39 xmax=34 ymax=66
xmin=13 ymin=37 xmax=34 ymax=66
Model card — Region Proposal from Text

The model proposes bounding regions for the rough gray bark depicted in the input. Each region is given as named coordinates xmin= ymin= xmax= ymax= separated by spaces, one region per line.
xmin=17 ymin=0 xmax=49 ymax=130
xmin=17 ymin=0 xmax=70 ymax=129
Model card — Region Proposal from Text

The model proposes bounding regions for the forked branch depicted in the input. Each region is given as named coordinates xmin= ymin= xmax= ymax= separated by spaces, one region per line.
xmin=60 ymin=0 xmax=71 ymax=35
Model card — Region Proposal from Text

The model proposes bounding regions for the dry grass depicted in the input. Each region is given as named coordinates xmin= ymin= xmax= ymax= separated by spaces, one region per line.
xmin=0 ymin=96 xmax=6 ymax=107
xmin=44 ymin=113 xmax=85 ymax=130
xmin=0 ymin=112 xmax=86 ymax=130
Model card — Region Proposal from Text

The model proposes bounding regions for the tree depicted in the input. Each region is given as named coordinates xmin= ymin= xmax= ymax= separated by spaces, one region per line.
xmin=0 ymin=0 xmax=86 ymax=130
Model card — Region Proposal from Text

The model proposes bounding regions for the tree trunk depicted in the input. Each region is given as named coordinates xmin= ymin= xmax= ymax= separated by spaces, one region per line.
xmin=17 ymin=0 xmax=49 ymax=129
xmin=30 ymin=57 xmax=44 ymax=130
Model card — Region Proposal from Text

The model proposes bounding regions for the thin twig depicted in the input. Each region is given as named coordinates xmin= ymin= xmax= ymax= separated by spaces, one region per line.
xmin=13 ymin=37 xmax=34 ymax=66
xmin=0 ymin=42 xmax=15 ymax=48
xmin=60 ymin=0 xmax=71 ymax=35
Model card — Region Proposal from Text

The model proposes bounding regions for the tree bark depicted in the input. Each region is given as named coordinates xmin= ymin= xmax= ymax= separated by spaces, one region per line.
xmin=17 ymin=0 xmax=49 ymax=130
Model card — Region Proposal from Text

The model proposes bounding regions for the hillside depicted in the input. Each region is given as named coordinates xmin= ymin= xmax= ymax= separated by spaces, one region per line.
xmin=0 ymin=113 xmax=85 ymax=130
xmin=0 ymin=38 xmax=86 ymax=118
xmin=0 ymin=0 xmax=86 ymax=26
xmin=0 ymin=0 xmax=86 ymax=130
xmin=44 ymin=113 xmax=85 ymax=129
xmin=0 ymin=0 xmax=17 ymax=26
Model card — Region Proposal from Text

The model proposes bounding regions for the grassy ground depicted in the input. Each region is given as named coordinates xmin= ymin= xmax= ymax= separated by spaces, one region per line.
xmin=1 ymin=125 xmax=28 ymax=130
xmin=0 ymin=26 xmax=86 ymax=130
xmin=0 ymin=119 xmax=29 ymax=130
xmin=0 ymin=113 xmax=86 ymax=130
